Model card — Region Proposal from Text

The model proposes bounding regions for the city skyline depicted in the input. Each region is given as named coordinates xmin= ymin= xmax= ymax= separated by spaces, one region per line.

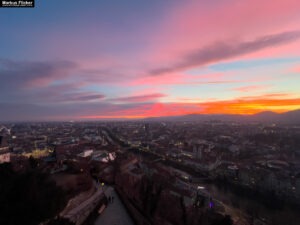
xmin=1 ymin=0 xmax=300 ymax=121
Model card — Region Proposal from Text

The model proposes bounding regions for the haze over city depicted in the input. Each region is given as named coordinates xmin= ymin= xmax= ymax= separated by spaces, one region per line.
xmin=1 ymin=0 xmax=300 ymax=121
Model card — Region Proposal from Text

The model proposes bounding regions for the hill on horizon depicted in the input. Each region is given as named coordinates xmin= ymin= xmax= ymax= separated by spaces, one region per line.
xmin=143 ymin=109 xmax=300 ymax=124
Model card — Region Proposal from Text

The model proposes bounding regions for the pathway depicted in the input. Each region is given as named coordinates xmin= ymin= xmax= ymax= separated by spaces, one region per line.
xmin=94 ymin=187 xmax=134 ymax=225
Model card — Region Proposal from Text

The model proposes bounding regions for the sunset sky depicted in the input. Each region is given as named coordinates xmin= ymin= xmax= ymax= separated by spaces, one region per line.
xmin=1 ymin=0 xmax=300 ymax=121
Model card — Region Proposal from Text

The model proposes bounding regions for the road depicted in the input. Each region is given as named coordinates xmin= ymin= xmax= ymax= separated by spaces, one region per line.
xmin=94 ymin=187 xmax=135 ymax=225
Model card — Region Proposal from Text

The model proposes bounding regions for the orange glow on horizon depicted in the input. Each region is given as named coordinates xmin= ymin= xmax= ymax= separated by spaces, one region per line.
xmin=79 ymin=97 xmax=300 ymax=119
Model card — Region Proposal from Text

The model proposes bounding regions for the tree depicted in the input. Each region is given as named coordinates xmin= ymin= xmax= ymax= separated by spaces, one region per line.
xmin=0 ymin=163 xmax=68 ymax=225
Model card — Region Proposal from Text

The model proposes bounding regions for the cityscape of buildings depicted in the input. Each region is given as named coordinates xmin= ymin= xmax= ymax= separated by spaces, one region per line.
xmin=1 ymin=119 xmax=300 ymax=225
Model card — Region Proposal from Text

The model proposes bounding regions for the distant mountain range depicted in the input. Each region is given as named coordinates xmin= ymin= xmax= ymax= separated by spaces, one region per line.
xmin=143 ymin=109 xmax=300 ymax=124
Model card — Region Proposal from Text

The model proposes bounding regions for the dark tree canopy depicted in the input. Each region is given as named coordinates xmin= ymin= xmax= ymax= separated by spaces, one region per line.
xmin=0 ymin=163 xmax=68 ymax=225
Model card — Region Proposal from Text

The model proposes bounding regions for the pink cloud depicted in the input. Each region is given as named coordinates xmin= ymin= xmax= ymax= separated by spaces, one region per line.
xmin=109 ymin=93 xmax=166 ymax=103
xmin=129 ymin=73 xmax=226 ymax=86
xmin=290 ymin=66 xmax=300 ymax=73
xmin=148 ymin=31 xmax=300 ymax=76
xmin=142 ymin=0 xmax=300 ymax=71
xmin=82 ymin=102 xmax=202 ymax=119
xmin=233 ymin=85 xmax=271 ymax=92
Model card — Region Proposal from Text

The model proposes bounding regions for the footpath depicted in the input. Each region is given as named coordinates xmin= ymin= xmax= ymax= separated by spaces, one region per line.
xmin=94 ymin=187 xmax=135 ymax=225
